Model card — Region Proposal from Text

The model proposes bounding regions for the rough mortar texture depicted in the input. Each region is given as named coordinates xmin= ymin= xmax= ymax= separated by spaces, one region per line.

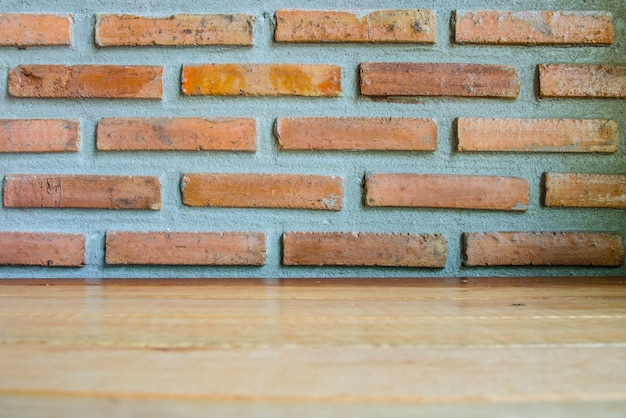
xmin=0 ymin=0 xmax=624 ymax=279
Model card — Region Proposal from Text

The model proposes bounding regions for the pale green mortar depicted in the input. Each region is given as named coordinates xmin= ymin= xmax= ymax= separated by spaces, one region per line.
xmin=0 ymin=0 xmax=624 ymax=279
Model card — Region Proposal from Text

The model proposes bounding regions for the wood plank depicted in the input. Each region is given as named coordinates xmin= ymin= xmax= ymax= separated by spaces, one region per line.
xmin=2 ymin=394 xmax=625 ymax=418
xmin=1 ymin=344 xmax=625 ymax=401
xmin=0 ymin=279 xmax=624 ymax=415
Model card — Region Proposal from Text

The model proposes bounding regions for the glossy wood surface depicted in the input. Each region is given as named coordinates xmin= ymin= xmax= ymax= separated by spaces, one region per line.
xmin=1 ymin=277 xmax=625 ymax=417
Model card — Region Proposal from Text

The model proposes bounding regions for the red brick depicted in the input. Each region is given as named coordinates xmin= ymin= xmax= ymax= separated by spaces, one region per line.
xmin=3 ymin=174 xmax=161 ymax=210
xmin=8 ymin=65 xmax=163 ymax=99
xmin=275 ymin=9 xmax=435 ymax=43
xmin=95 ymin=14 xmax=254 ymax=47
xmin=181 ymin=64 xmax=341 ymax=97
xmin=181 ymin=173 xmax=343 ymax=210
xmin=275 ymin=117 xmax=437 ymax=151
xmin=539 ymin=64 xmax=626 ymax=98
xmin=360 ymin=63 xmax=519 ymax=98
xmin=0 ymin=119 xmax=80 ymax=153
xmin=0 ymin=232 xmax=85 ymax=267
xmin=457 ymin=118 xmax=618 ymax=153
xmin=97 ymin=117 xmax=256 ymax=151
xmin=544 ymin=173 xmax=626 ymax=209
xmin=282 ymin=232 xmax=447 ymax=267
xmin=455 ymin=11 xmax=614 ymax=45
xmin=105 ymin=231 xmax=266 ymax=265
xmin=365 ymin=174 xmax=528 ymax=211
xmin=463 ymin=232 xmax=624 ymax=267
xmin=0 ymin=13 xmax=72 ymax=47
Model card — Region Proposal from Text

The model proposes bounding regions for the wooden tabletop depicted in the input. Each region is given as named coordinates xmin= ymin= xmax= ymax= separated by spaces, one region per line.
xmin=1 ymin=277 xmax=625 ymax=417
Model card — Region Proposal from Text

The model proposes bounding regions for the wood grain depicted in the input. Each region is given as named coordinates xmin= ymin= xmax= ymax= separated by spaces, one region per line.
xmin=0 ymin=279 xmax=624 ymax=416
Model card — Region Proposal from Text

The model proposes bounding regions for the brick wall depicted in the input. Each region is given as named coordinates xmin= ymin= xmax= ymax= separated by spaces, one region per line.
xmin=0 ymin=0 xmax=624 ymax=279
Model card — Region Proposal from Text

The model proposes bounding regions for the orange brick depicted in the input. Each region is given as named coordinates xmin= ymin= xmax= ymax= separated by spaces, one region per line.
xmin=181 ymin=64 xmax=341 ymax=97
xmin=97 ymin=117 xmax=256 ymax=151
xmin=457 ymin=118 xmax=618 ymax=153
xmin=539 ymin=64 xmax=626 ymax=98
xmin=463 ymin=232 xmax=624 ymax=267
xmin=3 ymin=174 xmax=161 ymax=210
xmin=544 ymin=173 xmax=626 ymax=209
xmin=95 ymin=14 xmax=254 ymax=46
xmin=275 ymin=117 xmax=437 ymax=151
xmin=360 ymin=63 xmax=519 ymax=98
xmin=365 ymin=174 xmax=528 ymax=211
xmin=8 ymin=65 xmax=163 ymax=99
xmin=455 ymin=10 xmax=614 ymax=45
xmin=0 ymin=232 xmax=85 ymax=267
xmin=181 ymin=173 xmax=343 ymax=210
xmin=275 ymin=9 xmax=435 ymax=43
xmin=0 ymin=119 xmax=80 ymax=153
xmin=282 ymin=232 xmax=447 ymax=267
xmin=105 ymin=231 xmax=266 ymax=265
xmin=0 ymin=13 xmax=72 ymax=47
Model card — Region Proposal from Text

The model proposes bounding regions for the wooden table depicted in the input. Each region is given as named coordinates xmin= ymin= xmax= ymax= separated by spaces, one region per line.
xmin=1 ymin=277 xmax=625 ymax=417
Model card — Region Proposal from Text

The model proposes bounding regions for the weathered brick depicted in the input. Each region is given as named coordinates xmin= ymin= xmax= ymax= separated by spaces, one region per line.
xmin=8 ymin=65 xmax=163 ymax=99
xmin=457 ymin=118 xmax=618 ymax=153
xmin=181 ymin=173 xmax=343 ymax=210
xmin=0 ymin=119 xmax=80 ymax=153
xmin=539 ymin=64 xmax=626 ymax=98
xmin=105 ymin=231 xmax=266 ymax=265
xmin=0 ymin=232 xmax=85 ymax=267
xmin=463 ymin=232 xmax=624 ymax=267
xmin=97 ymin=117 xmax=256 ymax=151
xmin=276 ymin=117 xmax=437 ymax=151
xmin=360 ymin=63 xmax=519 ymax=98
xmin=455 ymin=11 xmax=614 ymax=45
xmin=544 ymin=173 xmax=626 ymax=209
xmin=365 ymin=174 xmax=528 ymax=211
xmin=0 ymin=13 xmax=72 ymax=47
xmin=181 ymin=64 xmax=341 ymax=97
xmin=282 ymin=232 xmax=447 ymax=267
xmin=95 ymin=14 xmax=254 ymax=47
xmin=3 ymin=174 xmax=161 ymax=210
xmin=275 ymin=9 xmax=435 ymax=43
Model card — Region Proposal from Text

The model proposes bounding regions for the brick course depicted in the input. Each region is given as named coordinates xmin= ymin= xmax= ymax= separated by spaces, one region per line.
xmin=0 ymin=13 xmax=72 ymax=47
xmin=3 ymin=174 xmax=161 ymax=210
xmin=360 ymin=63 xmax=520 ymax=98
xmin=283 ymin=232 xmax=447 ymax=267
xmin=8 ymin=65 xmax=163 ymax=99
xmin=539 ymin=64 xmax=626 ymax=98
xmin=464 ymin=232 xmax=624 ymax=267
xmin=365 ymin=174 xmax=529 ymax=211
xmin=106 ymin=231 xmax=266 ymax=265
xmin=544 ymin=173 xmax=626 ymax=209
xmin=275 ymin=9 xmax=435 ymax=43
xmin=455 ymin=11 xmax=614 ymax=45
xmin=0 ymin=232 xmax=85 ymax=267
xmin=182 ymin=64 xmax=341 ymax=97
xmin=0 ymin=119 xmax=80 ymax=153
xmin=457 ymin=118 xmax=618 ymax=153
xmin=97 ymin=117 xmax=256 ymax=152
xmin=96 ymin=14 xmax=254 ymax=47
xmin=276 ymin=117 xmax=437 ymax=151
xmin=181 ymin=173 xmax=343 ymax=210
